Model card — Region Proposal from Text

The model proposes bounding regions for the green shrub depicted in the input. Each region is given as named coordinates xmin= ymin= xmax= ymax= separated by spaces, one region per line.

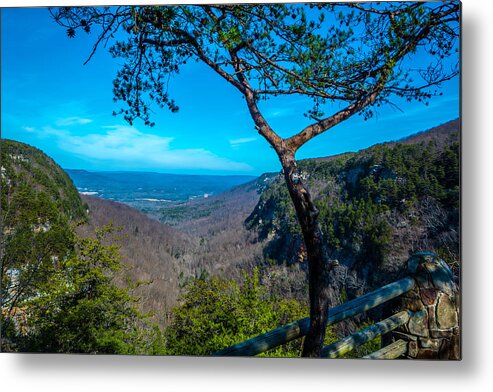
xmin=165 ymin=268 xmax=333 ymax=357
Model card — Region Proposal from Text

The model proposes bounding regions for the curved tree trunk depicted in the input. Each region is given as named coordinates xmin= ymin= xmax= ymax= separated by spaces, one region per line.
xmin=279 ymin=152 xmax=333 ymax=357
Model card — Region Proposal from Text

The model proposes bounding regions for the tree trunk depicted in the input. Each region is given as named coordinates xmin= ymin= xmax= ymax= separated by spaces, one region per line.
xmin=279 ymin=152 xmax=333 ymax=357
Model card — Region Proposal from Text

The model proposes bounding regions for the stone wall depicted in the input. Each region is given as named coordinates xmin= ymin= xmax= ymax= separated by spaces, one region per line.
xmin=390 ymin=253 xmax=460 ymax=360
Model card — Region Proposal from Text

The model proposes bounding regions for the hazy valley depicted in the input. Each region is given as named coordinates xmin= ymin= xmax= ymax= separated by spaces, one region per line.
xmin=67 ymin=119 xmax=460 ymax=328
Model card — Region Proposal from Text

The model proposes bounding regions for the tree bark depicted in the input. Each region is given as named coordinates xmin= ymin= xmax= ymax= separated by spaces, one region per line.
xmin=279 ymin=151 xmax=333 ymax=357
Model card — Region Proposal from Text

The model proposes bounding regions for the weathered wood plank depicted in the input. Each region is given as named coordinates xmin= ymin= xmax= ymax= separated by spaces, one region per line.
xmin=213 ymin=276 xmax=415 ymax=356
xmin=321 ymin=310 xmax=411 ymax=358
xmin=362 ymin=339 xmax=408 ymax=359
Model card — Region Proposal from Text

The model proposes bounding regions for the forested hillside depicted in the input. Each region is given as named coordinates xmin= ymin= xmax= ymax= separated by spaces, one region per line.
xmin=77 ymin=195 xmax=193 ymax=326
xmin=0 ymin=140 xmax=160 ymax=353
xmin=1 ymin=140 xmax=86 ymax=223
xmin=1 ymin=140 xmax=81 ymax=350
xmin=0 ymin=140 xmax=310 ymax=355
xmin=77 ymin=174 xmax=294 ymax=327
xmin=247 ymin=119 xmax=460 ymax=303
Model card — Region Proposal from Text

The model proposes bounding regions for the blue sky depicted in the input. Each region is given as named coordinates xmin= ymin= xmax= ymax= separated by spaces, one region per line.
xmin=1 ymin=7 xmax=459 ymax=176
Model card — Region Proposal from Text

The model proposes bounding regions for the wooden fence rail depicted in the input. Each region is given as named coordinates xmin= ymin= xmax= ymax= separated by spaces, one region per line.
xmin=321 ymin=310 xmax=411 ymax=358
xmin=362 ymin=339 xmax=408 ymax=359
xmin=213 ymin=253 xmax=460 ymax=359
xmin=213 ymin=276 xmax=415 ymax=357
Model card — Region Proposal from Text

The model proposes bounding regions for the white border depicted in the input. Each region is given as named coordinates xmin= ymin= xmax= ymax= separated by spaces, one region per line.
xmin=2 ymin=1 xmax=493 ymax=391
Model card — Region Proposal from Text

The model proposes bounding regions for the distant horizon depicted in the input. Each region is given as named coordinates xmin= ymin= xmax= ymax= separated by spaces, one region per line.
xmin=3 ymin=116 xmax=460 ymax=178
xmin=63 ymin=167 xmax=260 ymax=178
xmin=55 ymin=116 xmax=457 ymax=177
xmin=6 ymin=115 xmax=460 ymax=177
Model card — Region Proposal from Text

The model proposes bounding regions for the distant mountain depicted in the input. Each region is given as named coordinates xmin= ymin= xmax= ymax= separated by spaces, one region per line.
xmin=64 ymin=169 xmax=257 ymax=212
xmin=397 ymin=118 xmax=460 ymax=147
xmin=306 ymin=119 xmax=459 ymax=164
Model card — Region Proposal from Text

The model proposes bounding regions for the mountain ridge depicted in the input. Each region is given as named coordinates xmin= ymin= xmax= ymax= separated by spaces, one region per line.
xmin=304 ymin=118 xmax=459 ymax=165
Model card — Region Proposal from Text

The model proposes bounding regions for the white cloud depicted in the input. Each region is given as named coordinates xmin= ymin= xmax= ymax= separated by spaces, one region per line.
xmin=229 ymin=137 xmax=257 ymax=150
xmin=51 ymin=125 xmax=252 ymax=172
xmin=263 ymin=102 xmax=304 ymax=119
xmin=55 ymin=117 xmax=93 ymax=127
xmin=23 ymin=126 xmax=35 ymax=133
xmin=268 ymin=109 xmax=289 ymax=118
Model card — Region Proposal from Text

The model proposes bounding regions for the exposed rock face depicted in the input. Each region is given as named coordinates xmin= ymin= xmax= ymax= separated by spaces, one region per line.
xmin=436 ymin=294 xmax=458 ymax=329
xmin=246 ymin=119 xmax=460 ymax=309
xmin=390 ymin=253 xmax=460 ymax=360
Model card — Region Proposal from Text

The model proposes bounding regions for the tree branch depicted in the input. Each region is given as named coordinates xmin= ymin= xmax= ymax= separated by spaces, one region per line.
xmin=285 ymin=85 xmax=386 ymax=152
xmin=285 ymin=5 xmax=458 ymax=153
xmin=227 ymin=45 xmax=284 ymax=152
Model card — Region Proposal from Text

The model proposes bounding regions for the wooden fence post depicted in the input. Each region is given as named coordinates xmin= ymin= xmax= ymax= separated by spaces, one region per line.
xmin=391 ymin=252 xmax=460 ymax=359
